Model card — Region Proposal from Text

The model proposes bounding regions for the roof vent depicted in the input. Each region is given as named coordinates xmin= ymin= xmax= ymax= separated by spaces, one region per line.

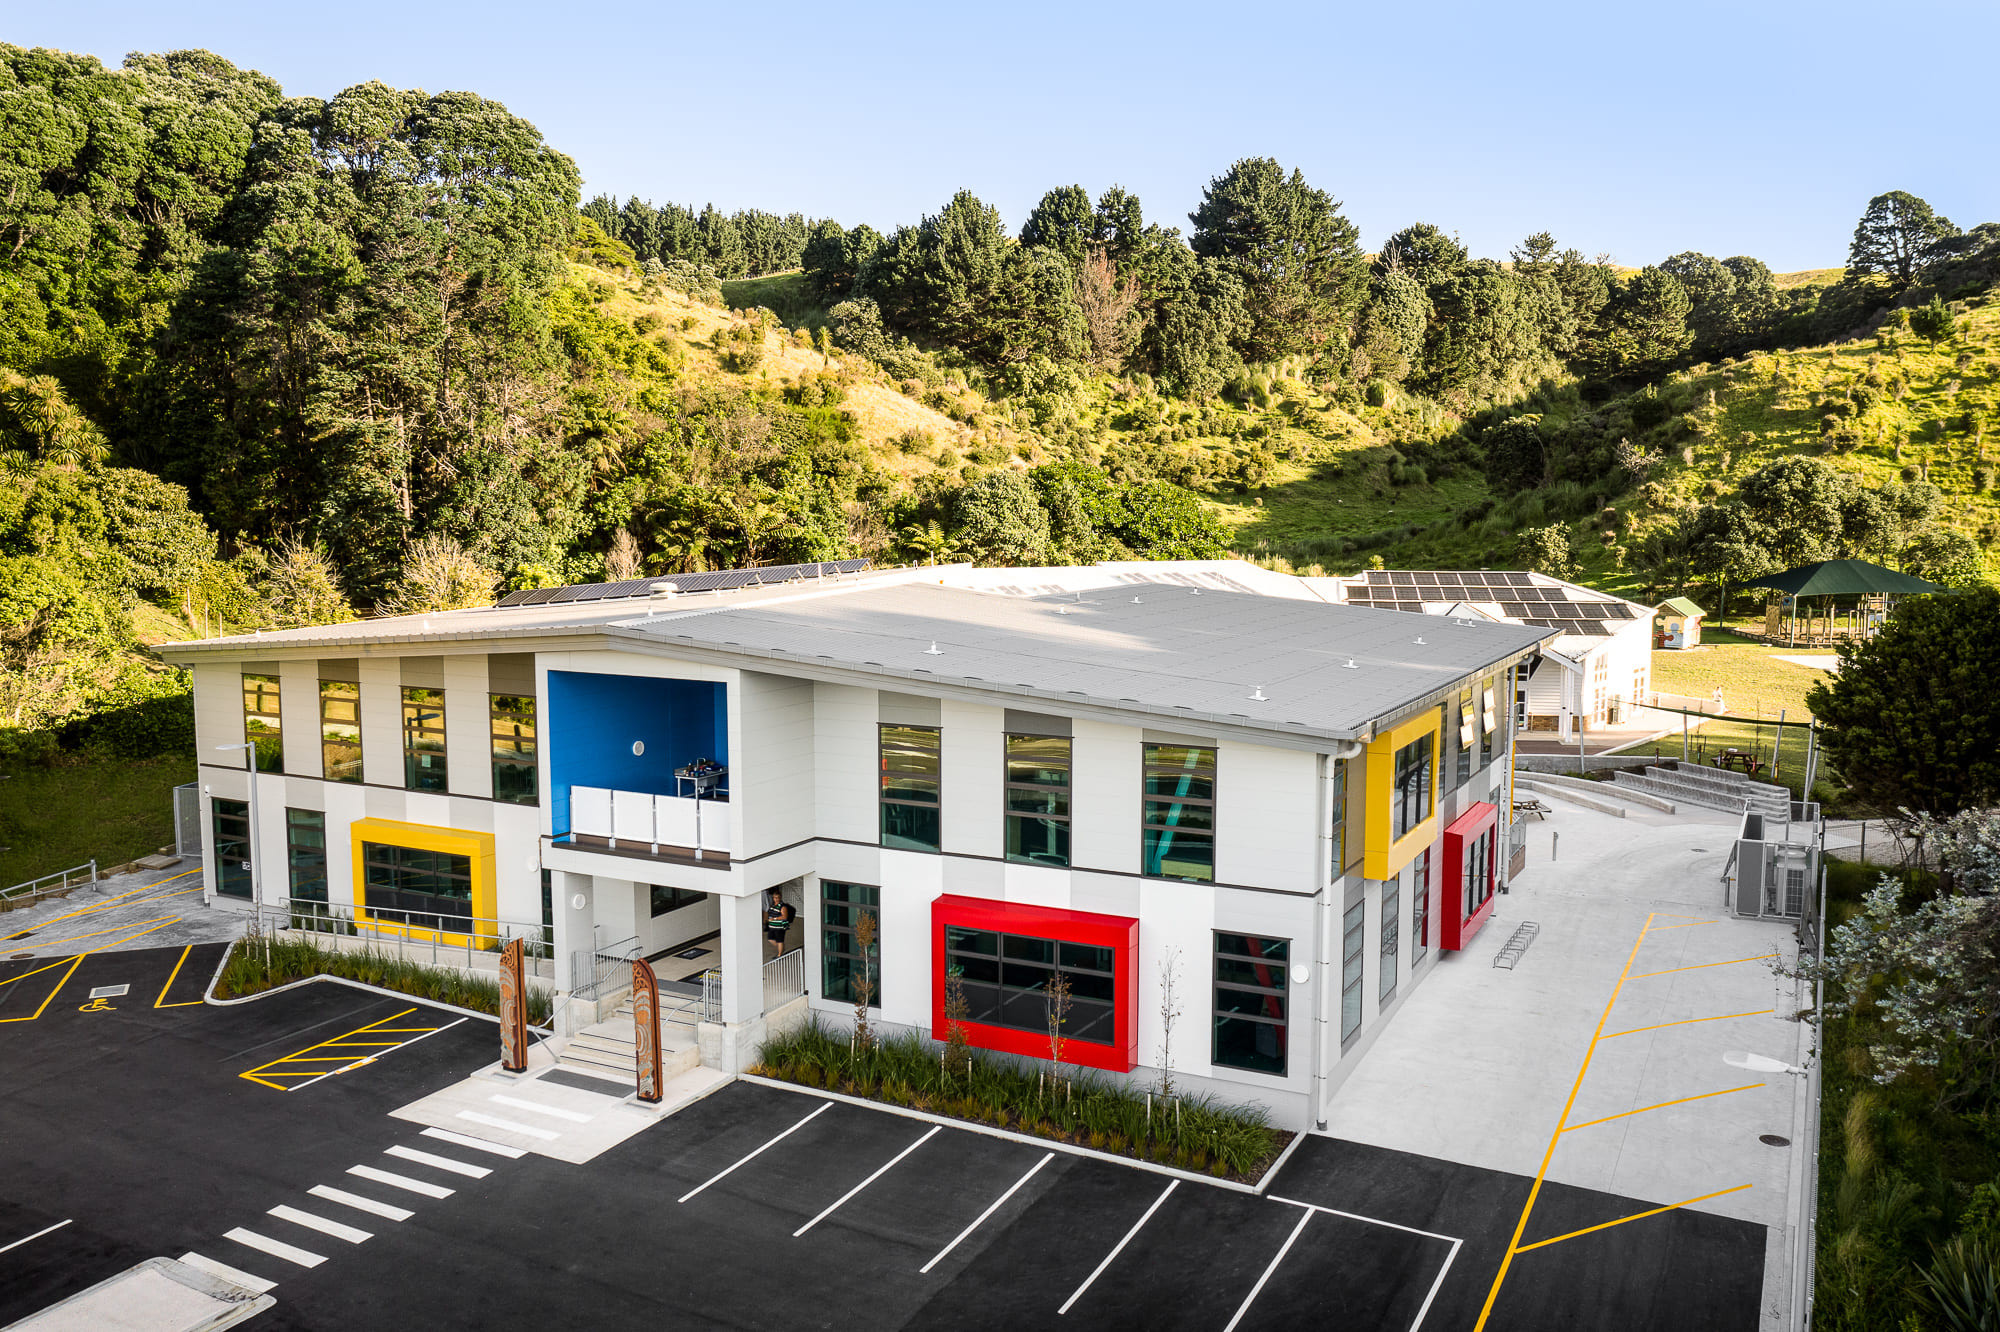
xmin=1132 ymin=596 xmax=1143 ymax=604
xmin=1343 ymin=659 xmax=1358 ymax=669
xmin=1248 ymin=686 xmax=1269 ymax=702
xmin=1189 ymin=589 xmax=1201 ymax=596
xmin=924 ymin=641 xmax=944 ymax=655
xmin=1414 ymin=636 xmax=1426 ymax=645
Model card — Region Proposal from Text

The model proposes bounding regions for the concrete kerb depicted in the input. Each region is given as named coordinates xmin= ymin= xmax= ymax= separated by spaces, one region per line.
xmin=736 ymin=1071 xmax=1308 ymax=1197
xmin=201 ymin=946 xmax=503 ymax=1027
xmin=1515 ymin=777 xmax=1628 ymax=819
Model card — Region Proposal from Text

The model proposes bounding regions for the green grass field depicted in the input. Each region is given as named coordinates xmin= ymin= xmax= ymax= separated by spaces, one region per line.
xmin=0 ymin=754 xmax=192 ymax=889
xmin=1621 ymin=629 xmax=1833 ymax=798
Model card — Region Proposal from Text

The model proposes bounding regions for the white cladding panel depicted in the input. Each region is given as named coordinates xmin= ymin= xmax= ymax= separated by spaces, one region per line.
xmin=1070 ymin=718 xmax=1139 ymax=874
xmin=1136 ymin=877 xmax=1216 ymax=1082
xmin=1215 ymin=742 xmax=1317 ymax=892
xmin=813 ymin=683 xmax=877 ymax=844
xmin=1002 ymin=862 xmax=1070 ymax=910
xmin=358 ymin=658 xmax=402 ymax=787
xmin=940 ymin=699 xmax=1002 ymax=858
xmin=442 ymin=656 xmax=492 ymax=799
xmin=879 ymin=851 xmax=943 ymax=1030
xmin=738 ymin=671 xmax=814 ymax=858
xmin=278 ymin=661 xmax=320 ymax=778
xmin=192 ymin=661 xmax=241 ymax=764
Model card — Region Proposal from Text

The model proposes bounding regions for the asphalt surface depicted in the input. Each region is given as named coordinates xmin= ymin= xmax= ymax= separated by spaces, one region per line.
xmin=0 ymin=943 xmax=1766 ymax=1330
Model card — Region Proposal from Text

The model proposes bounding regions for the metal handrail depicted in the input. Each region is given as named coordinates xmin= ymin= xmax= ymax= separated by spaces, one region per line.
xmin=2 ymin=860 xmax=97 ymax=910
xmin=275 ymin=896 xmax=555 ymax=973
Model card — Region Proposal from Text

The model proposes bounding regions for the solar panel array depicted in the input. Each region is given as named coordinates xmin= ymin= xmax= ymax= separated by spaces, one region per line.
xmin=1343 ymin=569 xmax=1640 ymax=637
xmin=494 ymin=558 xmax=873 ymax=609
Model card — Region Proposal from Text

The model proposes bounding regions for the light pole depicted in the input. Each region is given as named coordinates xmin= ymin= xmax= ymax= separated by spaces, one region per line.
xmin=215 ymin=742 xmax=260 ymax=943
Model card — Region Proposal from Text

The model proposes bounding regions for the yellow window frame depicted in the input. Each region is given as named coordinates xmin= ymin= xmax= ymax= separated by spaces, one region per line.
xmin=348 ymin=817 xmax=497 ymax=949
xmin=1362 ymin=709 xmax=1442 ymax=880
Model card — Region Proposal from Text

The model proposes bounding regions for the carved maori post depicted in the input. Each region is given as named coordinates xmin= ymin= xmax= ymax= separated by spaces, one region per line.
xmin=632 ymin=958 xmax=664 ymax=1103
xmin=499 ymin=937 xmax=528 ymax=1073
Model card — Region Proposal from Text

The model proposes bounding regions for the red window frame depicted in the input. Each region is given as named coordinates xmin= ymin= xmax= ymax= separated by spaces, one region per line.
xmin=1442 ymin=801 xmax=1500 ymax=950
xmin=931 ymin=894 xmax=1140 ymax=1072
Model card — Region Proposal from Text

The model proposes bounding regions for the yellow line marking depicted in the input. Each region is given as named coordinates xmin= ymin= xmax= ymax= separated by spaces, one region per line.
xmin=1513 ymin=1185 xmax=1754 ymax=1253
xmin=0 ymin=957 xmax=84 ymax=1023
xmin=1473 ymin=912 xmax=1660 ymax=1331
xmin=154 ymin=945 xmax=207 ymax=1008
xmin=1559 ymin=1085 xmax=1765 ymax=1134
xmin=22 ymin=915 xmax=179 ymax=953
xmin=24 ymin=869 xmax=201 ymax=931
xmin=1602 ymin=1009 xmax=1775 ymax=1040
xmin=0 ymin=955 xmax=83 ymax=987
xmin=239 ymin=1007 xmax=443 ymax=1090
xmin=1646 ymin=920 xmax=1719 ymax=932
xmin=1627 ymin=953 xmax=1777 ymax=980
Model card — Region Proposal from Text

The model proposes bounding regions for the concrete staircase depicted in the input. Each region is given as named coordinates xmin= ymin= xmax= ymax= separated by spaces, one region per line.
xmin=1613 ymin=761 xmax=1790 ymax=817
xmin=1515 ymin=771 xmax=1676 ymax=817
xmin=556 ymin=1004 xmax=701 ymax=1083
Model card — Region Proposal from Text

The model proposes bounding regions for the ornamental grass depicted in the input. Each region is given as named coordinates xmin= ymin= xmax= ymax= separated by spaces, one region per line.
xmin=215 ymin=935 xmax=552 ymax=1025
xmin=755 ymin=1016 xmax=1281 ymax=1181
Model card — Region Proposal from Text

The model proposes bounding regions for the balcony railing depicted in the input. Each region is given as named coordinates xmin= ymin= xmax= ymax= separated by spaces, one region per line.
xmin=568 ymin=786 xmax=732 ymax=857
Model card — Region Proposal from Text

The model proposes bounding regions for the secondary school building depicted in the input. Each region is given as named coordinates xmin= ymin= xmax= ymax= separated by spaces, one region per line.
xmin=158 ymin=561 xmax=1553 ymax=1130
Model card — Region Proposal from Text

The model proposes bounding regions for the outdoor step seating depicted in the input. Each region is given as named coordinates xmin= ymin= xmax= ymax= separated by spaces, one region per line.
xmin=1515 ymin=770 xmax=1678 ymax=815
xmin=1612 ymin=762 xmax=1790 ymax=816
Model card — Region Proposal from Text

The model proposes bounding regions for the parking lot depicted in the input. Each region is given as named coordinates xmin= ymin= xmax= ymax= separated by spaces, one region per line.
xmin=0 ymin=943 xmax=1765 ymax=1330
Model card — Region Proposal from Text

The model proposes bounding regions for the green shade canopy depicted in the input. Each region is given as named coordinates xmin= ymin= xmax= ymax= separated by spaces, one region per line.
xmin=1742 ymin=559 xmax=1943 ymax=598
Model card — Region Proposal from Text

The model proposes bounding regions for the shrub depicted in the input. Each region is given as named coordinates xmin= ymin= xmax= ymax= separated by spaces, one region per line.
xmin=215 ymin=936 xmax=551 ymax=1023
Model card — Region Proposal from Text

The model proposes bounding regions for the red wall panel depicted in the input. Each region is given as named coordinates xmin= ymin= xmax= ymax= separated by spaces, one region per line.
xmin=1442 ymin=801 xmax=1500 ymax=951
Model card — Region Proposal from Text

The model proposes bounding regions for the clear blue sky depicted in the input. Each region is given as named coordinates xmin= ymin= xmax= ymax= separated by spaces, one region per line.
xmin=16 ymin=0 xmax=1996 ymax=272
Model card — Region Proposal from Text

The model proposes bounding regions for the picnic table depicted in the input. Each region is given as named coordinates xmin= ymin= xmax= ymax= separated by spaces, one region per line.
xmin=1512 ymin=798 xmax=1550 ymax=821
xmin=1713 ymin=749 xmax=1766 ymax=777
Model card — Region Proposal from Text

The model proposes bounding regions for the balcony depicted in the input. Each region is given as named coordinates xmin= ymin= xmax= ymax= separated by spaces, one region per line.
xmin=555 ymin=786 xmax=732 ymax=869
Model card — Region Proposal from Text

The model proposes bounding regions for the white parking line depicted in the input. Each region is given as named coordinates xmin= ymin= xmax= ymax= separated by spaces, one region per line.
xmin=456 ymin=1110 xmax=560 ymax=1141
xmin=1223 ymin=1209 xmax=1314 ymax=1332
xmin=224 ymin=1226 xmax=326 ymax=1269
xmin=422 ymin=1126 xmax=528 ymax=1158
xmin=1267 ymin=1196 xmax=1464 ymax=1332
xmin=385 ymin=1145 xmax=492 ymax=1178
xmin=1059 ymin=1180 xmax=1178 ymax=1316
xmin=794 ymin=1125 xmax=942 ymax=1237
xmin=308 ymin=1186 xmax=413 ymax=1222
xmin=267 ymin=1204 xmax=371 ymax=1244
xmin=347 ymin=1164 xmax=454 ymax=1199
xmin=179 ymin=1251 xmax=277 ymax=1294
xmin=920 ymin=1152 xmax=1055 ymax=1274
xmin=679 ymin=1101 xmax=832 ymax=1204
xmin=0 ymin=1219 xmax=70 ymax=1254
xmin=489 ymin=1093 xmax=592 ymax=1123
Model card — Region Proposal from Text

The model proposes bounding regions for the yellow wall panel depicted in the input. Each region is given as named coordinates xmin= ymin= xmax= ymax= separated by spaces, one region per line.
xmin=348 ymin=816 xmax=498 ymax=947
xmin=1362 ymin=709 xmax=1441 ymax=880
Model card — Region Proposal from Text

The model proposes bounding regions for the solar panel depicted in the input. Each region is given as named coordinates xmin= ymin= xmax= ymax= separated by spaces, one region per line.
xmin=494 ymin=558 xmax=872 ymax=608
xmin=1389 ymin=571 xmax=1416 ymax=586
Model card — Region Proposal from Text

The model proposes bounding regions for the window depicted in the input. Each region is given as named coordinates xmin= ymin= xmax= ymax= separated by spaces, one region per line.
xmin=491 ymin=694 xmax=538 ymax=805
xmin=1005 ymin=734 xmax=1070 ymax=866
xmin=1213 ymin=933 xmax=1289 ymax=1075
xmin=541 ymin=869 xmax=554 ymax=949
xmin=1414 ymin=849 xmax=1431 ymax=960
xmin=650 ymin=884 xmax=703 ymax=917
xmin=1391 ymin=732 xmax=1434 ymax=839
xmin=362 ymin=842 xmax=472 ymax=923
xmin=243 ymin=673 xmax=283 ymax=773
xmin=286 ymin=809 xmax=326 ymax=903
xmin=946 ymin=927 xmax=1117 ymax=1048
xmin=821 ymin=880 xmax=880 ymax=1005
xmin=402 ymin=687 xmax=447 ymax=791
xmin=1380 ymin=877 xmax=1400 ymax=1004
xmin=1330 ymin=760 xmax=1347 ymax=878
xmin=1464 ymin=827 xmax=1495 ymax=919
xmin=1143 ymin=744 xmax=1215 ymax=882
xmin=1480 ymin=674 xmax=1500 ymax=771
xmin=213 ymin=798 xmax=251 ymax=899
xmin=1454 ymin=688 xmax=1474 ymax=787
xmin=319 ymin=681 xmax=362 ymax=783
xmin=880 ymin=725 xmax=940 ymax=852
xmin=1341 ymin=901 xmax=1365 ymax=1042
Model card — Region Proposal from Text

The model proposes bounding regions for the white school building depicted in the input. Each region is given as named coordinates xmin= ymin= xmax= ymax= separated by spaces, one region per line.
xmin=157 ymin=560 xmax=1555 ymax=1131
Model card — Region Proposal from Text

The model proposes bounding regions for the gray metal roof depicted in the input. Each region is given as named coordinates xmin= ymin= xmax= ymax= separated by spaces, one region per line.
xmin=628 ymin=583 xmax=1552 ymax=743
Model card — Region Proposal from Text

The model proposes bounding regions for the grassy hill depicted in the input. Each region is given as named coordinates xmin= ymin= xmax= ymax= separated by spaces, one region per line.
xmin=692 ymin=264 xmax=1998 ymax=595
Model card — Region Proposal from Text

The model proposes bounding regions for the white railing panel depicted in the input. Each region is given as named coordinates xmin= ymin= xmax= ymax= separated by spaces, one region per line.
xmin=700 ymin=803 xmax=732 ymax=854
xmin=571 ymin=786 xmax=612 ymax=838
xmin=657 ymin=795 xmax=698 ymax=847
xmin=611 ymin=791 xmax=655 ymax=844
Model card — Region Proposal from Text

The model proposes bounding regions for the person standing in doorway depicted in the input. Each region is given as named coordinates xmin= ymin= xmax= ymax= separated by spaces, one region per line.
xmin=765 ymin=888 xmax=795 ymax=958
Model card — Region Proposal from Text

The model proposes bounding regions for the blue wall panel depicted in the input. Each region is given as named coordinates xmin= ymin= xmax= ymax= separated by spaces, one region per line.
xmin=547 ymin=671 xmax=727 ymax=835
